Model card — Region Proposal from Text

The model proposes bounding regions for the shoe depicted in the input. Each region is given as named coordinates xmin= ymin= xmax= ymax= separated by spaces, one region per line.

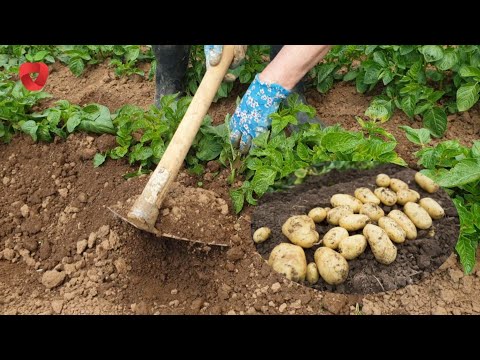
xmin=152 ymin=45 xmax=190 ymax=107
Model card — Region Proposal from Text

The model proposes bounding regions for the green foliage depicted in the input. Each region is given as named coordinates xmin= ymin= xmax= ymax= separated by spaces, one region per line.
xmin=410 ymin=136 xmax=480 ymax=274
xmin=311 ymin=45 xmax=480 ymax=138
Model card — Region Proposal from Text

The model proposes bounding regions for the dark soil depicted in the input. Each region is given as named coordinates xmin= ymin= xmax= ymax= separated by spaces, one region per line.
xmin=252 ymin=163 xmax=459 ymax=294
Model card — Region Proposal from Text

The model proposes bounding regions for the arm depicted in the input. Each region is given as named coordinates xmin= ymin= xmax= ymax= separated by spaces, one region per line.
xmin=230 ymin=45 xmax=332 ymax=152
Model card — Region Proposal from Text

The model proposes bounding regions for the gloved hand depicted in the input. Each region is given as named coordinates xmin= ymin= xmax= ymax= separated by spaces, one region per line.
xmin=204 ymin=45 xmax=247 ymax=82
xmin=229 ymin=74 xmax=291 ymax=153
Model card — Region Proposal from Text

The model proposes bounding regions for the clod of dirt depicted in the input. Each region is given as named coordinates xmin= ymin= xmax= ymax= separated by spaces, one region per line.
xmin=51 ymin=300 xmax=64 ymax=314
xmin=226 ymin=247 xmax=244 ymax=262
xmin=41 ymin=270 xmax=66 ymax=289
xmin=76 ymin=240 xmax=88 ymax=254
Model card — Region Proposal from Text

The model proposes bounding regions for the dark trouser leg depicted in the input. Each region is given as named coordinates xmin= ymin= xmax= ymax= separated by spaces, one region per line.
xmin=152 ymin=45 xmax=190 ymax=107
xmin=269 ymin=45 xmax=324 ymax=128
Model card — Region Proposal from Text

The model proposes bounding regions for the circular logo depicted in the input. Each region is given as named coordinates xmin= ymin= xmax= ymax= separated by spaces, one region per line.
xmin=19 ymin=62 xmax=49 ymax=91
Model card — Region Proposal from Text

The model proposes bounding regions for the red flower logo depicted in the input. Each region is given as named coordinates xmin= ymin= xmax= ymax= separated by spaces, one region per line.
xmin=19 ymin=62 xmax=49 ymax=91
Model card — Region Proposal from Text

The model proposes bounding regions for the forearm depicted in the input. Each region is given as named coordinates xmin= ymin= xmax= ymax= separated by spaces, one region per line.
xmin=259 ymin=45 xmax=332 ymax=90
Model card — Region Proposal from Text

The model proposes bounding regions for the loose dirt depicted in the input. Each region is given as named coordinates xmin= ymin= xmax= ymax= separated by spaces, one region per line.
xmin=1 ymin=61 xmax=480 ymax=315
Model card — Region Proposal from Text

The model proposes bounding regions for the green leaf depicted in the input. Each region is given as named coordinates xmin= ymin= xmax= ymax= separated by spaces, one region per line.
xmin=93 ymin=153 xmax=107 ymax=167
xmin=455 ymin=234 xmax=477 ymax=274
xmin=456 ymin=83 xmax=480 ymax=112
xmin=400 ymin=96 xmax=416 ymax=118
xmin=33 ymin=50 xmax=49 ymax=62
xmin=437 ymin=159 xmax=480 ymax=187
xmin=66 ymin=114 xmax=82 ymax=133
xmin=399 ymin=126 xmax=431 ymax=146
xmin=316 ymin=76 xmax=334 ymax=94
xmin=458 ymin=65 xmax=480 ymax=78
xmin=20 ymin=120 xmax=38 ymax=142
xmin=420 ymin=45 xmax=444 ymax=62
xmin=230 ymin=189 xmax=245 ymax=214
xmin=363 ymin=63 xmax=381 ymax=84
xmin=343 ymin=70 xmax=358 ymax=81
xmin=435 ymin=49 xmax=458 ymax=70
xmin=471 ymin=141 xmax=480 ymax=158
xmin=69 ymin=57 xmax=85 ymax=76
xmin=373 ymin=51 xmax=388 ymax=67
xmin=322 ymin=131 xmax=362 ymax=153
xmin=423 ymin=107 xmax=447 ymax=138
xmin=316 ymin=63 xmax=336 ymax=84
xmin=196 ymin=136 xmax=223 ymax=161
xmin=251 ymin=167 xmax=277 ymax=196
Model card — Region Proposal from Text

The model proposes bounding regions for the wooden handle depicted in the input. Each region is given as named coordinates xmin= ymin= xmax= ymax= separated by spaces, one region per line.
xmin=127 ymin=45 xmax=235 ymax=232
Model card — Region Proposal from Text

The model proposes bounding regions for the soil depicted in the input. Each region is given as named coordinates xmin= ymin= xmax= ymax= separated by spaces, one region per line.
xmin=252 ymin=164 xmax=459 ymax=294
xmin=1 ymin=60 xmax=480 ymax=315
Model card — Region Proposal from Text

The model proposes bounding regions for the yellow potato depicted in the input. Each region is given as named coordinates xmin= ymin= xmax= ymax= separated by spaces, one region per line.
xmin=308 ymin=207 xmax=327 ymax=223
xmin=377 ymin=216 xmax=406 ymax=244
xmin=354 ymin=187 xmax=381 ymax=205
xmin=327 ymin=206 xmax=354 ymax=226
xmin=389 ymin=178 xmax=409 ymax=192
xmin=359 ymin=203 xmax=385 ymax=221
xmin=396 ymin=189 xmax=421 ymax=205
xmin=282 ymin=215 xmax=319 ymax=248
xmin=415 ymin=172 xmax=439 ymax=193
xmin=403 ymin=202 xmax=433 ymax=230
xmin=376 ymin=173 xmax=391 ymax=187
xmin=269 ymin=243 xmax=307 ymax=282
xmin=314 ymin=247 xmax=349 ymax=285
xmin=330 ymin=194 xmax=363 ymax=213
xmin=306 ymin=262 xmax=319 ymax=284
xmin=253 ymin=227 xmax=271 ymax=244
xmin=322 ymin=227 xmax=349 ymax=249
xmin=419 ymin=197 xmax=445 ymax=219
xmin=339 ymin=214 xmax=370 ymax=231
xmin=388 ymin=210 xmax=417 ymax=240
xmin=374 ymin=187 xmax=397 ymax=206
xmin=363 ymin=224 xmax=397 ymax=265
xmin=338 ymin=235 xmax=367 ymax=260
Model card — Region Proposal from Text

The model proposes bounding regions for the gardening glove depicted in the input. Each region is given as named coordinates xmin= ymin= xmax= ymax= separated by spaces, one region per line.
xmin=204 ymin=45 xmax=247 ymax=82
xmin=229 ymin=74 xmax=291 ymax=154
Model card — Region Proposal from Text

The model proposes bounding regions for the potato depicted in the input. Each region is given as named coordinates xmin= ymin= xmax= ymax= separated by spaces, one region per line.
xmin=419 ymin=197 xmax=445 ymax=219
xmin=360 ymin=203 xmax=385 ymax=221
xmin=389 ymin=178 xmax=409 ymax=192
xmin=330 ymin=194 xmax=363 ymax=213
xmin=339 ymin=214 xmax=370 ymax=231
xmin=269 ymin=243 xmax=307 ymax=282
xmin=396 ymin=189 xmax=420 ymax=205
xmin=388 ymin=210 xmax=417 ymax=240
xmin=354 ymin=187 xmax=380 ymax=205
xmin=363 ymin=224 xmax=397 ymax=265
xmin=306 ymin=262 xmax=319 ymax=284
xmin=327 ymin=206 xmax=353 ymax=225
xmin=314 ymin=247 xmax=349 ymax=285
xmin=374 ymin=187 xmax=397 ymax=206
xmin=377 ymin=216 xmax=406 ymax=244
xmin=308 ymin=207 xmax=327 ymax=223
xmin=282 ymin=215 xmax=319 ymax=248
xmin=253 ymin=227 xmax=271 ymax=244
xmin=403 ymin=202 xmax=433 ymax=230
xmin=415 ymin=172 xmax=439 ymax=193
xmin=322 ymin=227 xmax=349 ymax=249
xmin=338 ymin=235 xmax=367 ymax=260
xmin=376 ymin=173 xmax=391 ymax=187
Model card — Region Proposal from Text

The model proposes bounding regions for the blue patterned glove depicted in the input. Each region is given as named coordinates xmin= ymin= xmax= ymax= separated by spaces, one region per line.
xmin=204 ymin=45 xmax=247 ymax=74
xmin=230 ymin=74 xmax=291 ymax=153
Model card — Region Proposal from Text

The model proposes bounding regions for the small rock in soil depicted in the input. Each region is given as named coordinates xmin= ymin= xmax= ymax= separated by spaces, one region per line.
xmin=87 ymin=232 xmax=97 ymax=248
xmin=278 ymin=303 xmax=287 ymax=313
xmin=51 ymin=300 xmax=64 ymax=314
xmin=41 ymin=270 xmax=66 ymax=289
xmin=97 ymin=225 xmax=110 ymax=238
xmin=58 ymin=188 xmax=68 ymax=198
xmin=432 ymin=306 xmax=448 ymax=315
xmin=76 ymin=240 xmax=88 ymax=255
xmin=2 ymin=248 xmax=15 ymax=261
xmin=114 ymin=258 xmax=128 ymax=274
xmin=77 ymin=192 xmax=88 ymax=203
xmin=79 ymin=148 xmax=96 ymax=160
xmin=271 ymin=282 xmax=281 ymax=293
xmin=20 ymin=204 xmax=30 ymax=218
xmin=226 ymin=247 xmax=244 ymax=262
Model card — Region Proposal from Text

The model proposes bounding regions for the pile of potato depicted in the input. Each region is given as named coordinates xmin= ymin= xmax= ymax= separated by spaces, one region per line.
xmin=253 ymin=171 xmax=445 ymax=286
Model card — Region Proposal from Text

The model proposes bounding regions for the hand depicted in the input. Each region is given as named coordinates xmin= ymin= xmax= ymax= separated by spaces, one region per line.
xmin=229 ymin=74 xmax=291 ymax=153
xmin=204 ymin=45 xmax=247 ymax=81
